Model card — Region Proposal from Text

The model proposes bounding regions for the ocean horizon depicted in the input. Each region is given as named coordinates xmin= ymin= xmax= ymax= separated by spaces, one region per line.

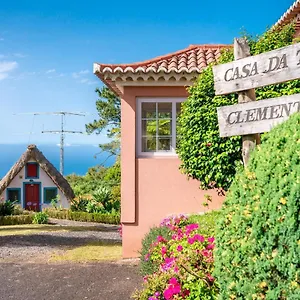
xmin=0 ymin=144 xmax=115 ymax=179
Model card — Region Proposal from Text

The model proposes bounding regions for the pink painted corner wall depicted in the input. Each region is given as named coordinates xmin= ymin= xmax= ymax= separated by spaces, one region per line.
xmin=120 ymin=86 xmax=224 ymax=258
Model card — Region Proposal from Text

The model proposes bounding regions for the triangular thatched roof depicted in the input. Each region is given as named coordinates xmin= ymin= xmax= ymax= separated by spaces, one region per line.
xmin=0 ymin=144 xmax=75 ymax=201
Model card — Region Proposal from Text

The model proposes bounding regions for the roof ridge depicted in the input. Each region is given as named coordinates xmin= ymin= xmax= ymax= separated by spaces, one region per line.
xmin=96 ymin=44 xmax=231 ymax=68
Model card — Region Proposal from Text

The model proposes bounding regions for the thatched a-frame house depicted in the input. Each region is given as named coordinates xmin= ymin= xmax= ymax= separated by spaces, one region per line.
xmin=0 ymin=144 xmax=74 ymax=211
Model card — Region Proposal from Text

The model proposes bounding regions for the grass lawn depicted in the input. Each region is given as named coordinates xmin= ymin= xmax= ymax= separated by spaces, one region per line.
xmin=0 ymin=224 xmax=109 ymax=236
xmin=50 ymin=242 xmax=122 ymax=263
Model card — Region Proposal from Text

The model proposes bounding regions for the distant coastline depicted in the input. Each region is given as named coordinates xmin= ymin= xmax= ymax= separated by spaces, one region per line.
xmin=0 ymin=144 xmax=115 ymax=178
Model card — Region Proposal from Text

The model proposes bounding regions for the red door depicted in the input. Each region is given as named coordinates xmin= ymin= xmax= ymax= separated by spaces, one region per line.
xmin=25 ymin=184 xmax=40 ymax=211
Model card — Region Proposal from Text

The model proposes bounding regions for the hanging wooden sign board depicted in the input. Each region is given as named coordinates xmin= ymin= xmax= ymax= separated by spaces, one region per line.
xmin=217 ymin=93 xmax=300 ymax=137
xmin=213 ymin=39 xmax=300 ymax=165
xmin=213 ymin=43 xmax=300 ymax=95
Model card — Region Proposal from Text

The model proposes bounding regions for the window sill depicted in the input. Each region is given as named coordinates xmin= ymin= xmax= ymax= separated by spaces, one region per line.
xmin=137 ymin=152 xmax=179 ymax=158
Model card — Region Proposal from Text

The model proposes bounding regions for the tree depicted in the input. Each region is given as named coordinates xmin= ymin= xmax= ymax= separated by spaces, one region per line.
xmin=86 ymin=87 xmax=121 ymax=157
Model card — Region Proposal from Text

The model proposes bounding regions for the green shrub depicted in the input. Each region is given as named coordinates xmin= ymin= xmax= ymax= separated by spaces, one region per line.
xmin=0 ymin=201 xmax=16 ymax=216
xmin=44 ymin=208 xmax=120 ymax=224
xmin=70 ymin=196 xmax=90 ymax=212
xmin=0 ymin=214 xmax=34 ymax=225
xmin=140 ymin=225 xmax=172 ymax=276
xmin=32 ymin=212 xmax=49 ymax=224
xmin=215 ymin=113 xmax=300 ymax=299
xmin=12 ymin=205 xmax=24 ymax=215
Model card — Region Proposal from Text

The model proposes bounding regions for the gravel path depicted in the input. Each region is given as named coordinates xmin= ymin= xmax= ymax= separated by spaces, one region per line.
xmin=0 ymin=262 xmax=142 ymax=300
xmin=0 ymin=221 xmax=142 ymax=299
xmin=0 ymin=219 xmax=121 ymax=261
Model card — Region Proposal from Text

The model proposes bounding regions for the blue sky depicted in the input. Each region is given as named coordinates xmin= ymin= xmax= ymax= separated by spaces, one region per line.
xmin=0 ymin=0 xmax=294 ymax=146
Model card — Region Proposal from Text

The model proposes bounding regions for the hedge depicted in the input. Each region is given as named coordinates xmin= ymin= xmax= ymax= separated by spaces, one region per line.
xmin=0 ymin=214 xmax=34 ymax=225
xmin=44 ymin=208 xmax=120 ymax=224
xmin=215 ymin=113 xmax=300 ymax=299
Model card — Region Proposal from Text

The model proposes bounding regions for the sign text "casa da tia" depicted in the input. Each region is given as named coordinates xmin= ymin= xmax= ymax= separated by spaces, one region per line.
xmin=213 ymin=43 xmax=300 ymax=95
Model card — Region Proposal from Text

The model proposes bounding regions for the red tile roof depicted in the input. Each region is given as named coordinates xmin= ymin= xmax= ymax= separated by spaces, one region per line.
xmin=274 ymin=0 xmax=300 ymax=30
xmin=94 ymin=44 xmax=231 ymax=95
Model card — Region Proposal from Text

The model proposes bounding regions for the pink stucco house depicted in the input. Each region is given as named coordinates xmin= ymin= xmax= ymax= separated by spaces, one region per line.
xmin=94 ymin=0 xmax=300 ymax=258
xmin=94 ymin=44 xmax=228 ymax=257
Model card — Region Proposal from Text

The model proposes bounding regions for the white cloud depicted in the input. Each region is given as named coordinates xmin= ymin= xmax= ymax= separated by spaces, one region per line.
xmin=79 ymin=78 xmax=98 ymax=85
xmin=79 ymin=70 xmax=89 ymax=75
xmin=0 ymin=61 xmax=18 ymax=80
xmin=87 ymin=80 xmax=98 ymax=85
xmin=72 ymin=69 xmax=89 ymax=79
xmin=0 ymin=73 xmax=8 ymax=80
xmin=13 ymin=53 xmax=27 ymax=58
xmin=0 ymin=38 xmax=4 ymax=41
xmin=0 ymin=61 xmax=18 ymax=73
xmin=46 ymin=69 xmax=56 ymax=74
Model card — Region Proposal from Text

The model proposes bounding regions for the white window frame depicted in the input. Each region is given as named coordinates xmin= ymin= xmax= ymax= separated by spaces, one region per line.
xmin=137 ymin=97 xmax=185 ymax=157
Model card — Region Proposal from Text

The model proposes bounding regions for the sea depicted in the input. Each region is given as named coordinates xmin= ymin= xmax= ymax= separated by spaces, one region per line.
xmin=0 ymin=144 xmax=115 ymax=178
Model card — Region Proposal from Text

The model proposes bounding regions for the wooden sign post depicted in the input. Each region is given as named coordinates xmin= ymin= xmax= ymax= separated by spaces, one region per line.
xmin=234 ymin=38 xmax=260 ymax=165
xmin=212 ymin=41 xmax=300 ymax=166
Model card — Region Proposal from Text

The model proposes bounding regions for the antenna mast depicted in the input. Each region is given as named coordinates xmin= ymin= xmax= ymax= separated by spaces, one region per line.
xmin=41 ymin=112 xmax=85 ymax=175
xmin=13 ymin=111 xmax=86 ymax=175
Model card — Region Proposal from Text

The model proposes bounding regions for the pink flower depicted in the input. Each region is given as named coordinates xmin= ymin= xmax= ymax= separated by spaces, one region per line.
xmin=207 ymin=273 xmax=215 ymax=282
xmin=161 ymin=246 xmax=167 ymax=256
xmin=206 ymin=243 xmax=215 ymax=250
xmin=202 ymin=249 xmax=211 ymax=257
xmin=163 ymin=277 xmax=181 ymax=299
xmin=169 ymin=277 xmax=178 ymax=285
xmin=193 ymin=234 xmax=205 ymax=242
xmin=157 ymin=235 xmax=166 ymax=243
xmin=188 ymin=237 xmax=195 ymax=245
xmin=177 ymin=245 xmax=183 ymax=252
xmin=163 ymin=288 xmax=173 ymax=300
xmin=143 ymin=276 xmax=148 ymax=282
xmin=185 ymin=223 xmax=199 ymax=235
xmin=207 ymin=237 xmax=215 ymax=243
xmin=144 ymin=253 xmax=150 ymax=261
xmin=161 ymin=257 xmax=176 ymax=271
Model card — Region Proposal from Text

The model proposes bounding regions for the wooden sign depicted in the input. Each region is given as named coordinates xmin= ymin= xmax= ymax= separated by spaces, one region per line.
xmin=217 ymin=93 xmax=300 ymax=137
xmin=213 ymin=43 xmax=300 ymax=95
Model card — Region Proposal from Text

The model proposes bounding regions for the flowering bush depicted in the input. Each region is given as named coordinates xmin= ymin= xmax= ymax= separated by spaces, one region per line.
xmin=133 ymin=214 xmax=218 ymax=299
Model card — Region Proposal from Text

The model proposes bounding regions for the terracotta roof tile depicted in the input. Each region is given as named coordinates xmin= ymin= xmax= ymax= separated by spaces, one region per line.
xmin=94 ymin=44 xmax=231 ymax=95
xmin=95 ymin=44 xmax=230 ymax=75
xmin=274 ymin=0 xmax=300 ymax=29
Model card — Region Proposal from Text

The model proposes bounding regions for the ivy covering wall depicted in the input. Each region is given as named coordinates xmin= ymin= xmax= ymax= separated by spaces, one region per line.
xmin=177 ymin=24 xmax=300 ymax=191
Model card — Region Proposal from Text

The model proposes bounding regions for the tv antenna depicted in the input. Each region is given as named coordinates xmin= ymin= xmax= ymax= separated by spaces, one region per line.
xmin=15 ymin=111 xmax=86 ymax=175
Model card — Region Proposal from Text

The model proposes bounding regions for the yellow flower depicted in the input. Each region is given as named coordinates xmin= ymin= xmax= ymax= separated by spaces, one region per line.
xmin=280 ymin=198 xmax=287 ymax=205
xmin=229 ymin=282 xmax=236 ymax=289
xmin=259 ymin=281 xmax=267 ymax=289
xmin=272 ymin=249 xmax=278 ymax=258
xmin=291 ymin=281 xmax=298 ymax=288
